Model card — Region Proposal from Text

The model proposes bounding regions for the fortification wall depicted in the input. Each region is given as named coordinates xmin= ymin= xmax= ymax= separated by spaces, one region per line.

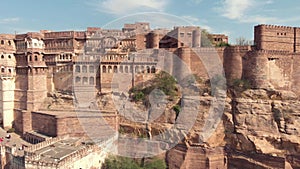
xmin=243 ymin=50 xmax=295 ymax=91
xmin=295 ymin=28 xmax=300 ymax=53
xmin=291 ymin=53 xmax=300 ymax=96
xmin=30 ymin=111 xmax=118 ymax=137
xmin=13 ymin=110 xmax=32 ymax=134
xmin=27 ymin=69 xmax=48 ymax=111
xmin=14 ymin=69 xmax=28 ymax=110
xmin=31 ymin=112 xmax=57 ymax=137
xmin=223 ymin=46 xmax=251 ymax=83
xmin=243 ymin=50 xmax=270 ymax=88
xmin=254 ymin=25 xmax=295 ymax=52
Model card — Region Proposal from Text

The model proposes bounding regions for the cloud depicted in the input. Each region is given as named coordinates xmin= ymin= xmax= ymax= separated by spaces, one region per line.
xmin=0 ymin=17 xmax=20 ymax=24
xmin=218 ymin=0 xmax=253 ymax=20
xmin=92 ymin=0 xmax=169 ymax=15
xmin=216 ymin=0 xmax=277 ymax=23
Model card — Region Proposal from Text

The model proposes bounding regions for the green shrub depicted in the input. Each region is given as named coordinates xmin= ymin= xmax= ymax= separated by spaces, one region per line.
xmin=102 ymin=156 xmax=166 ymax=169
xmin=216 ymin=42 xmax=231 ymax=47
xmin=103 ymin=156 xmax=141 ymax=169
xmin=133 ymin=92 xmax=145 ymax=102
xmin=144 ymin=158 xmax=166 ymax=169
xmin=129 ymin=71 xmax=178 ymax=104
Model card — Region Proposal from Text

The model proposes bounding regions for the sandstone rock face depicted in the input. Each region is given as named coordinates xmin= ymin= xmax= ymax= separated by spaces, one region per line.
xmin=166 ymin=89 xmax=300 ymax=169
xmin=227 ymin=89 xmax=300 ymax=169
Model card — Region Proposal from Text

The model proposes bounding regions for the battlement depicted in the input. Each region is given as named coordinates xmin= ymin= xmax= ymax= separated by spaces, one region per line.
xmin=256 ymin=24 xmax=295 ymax=30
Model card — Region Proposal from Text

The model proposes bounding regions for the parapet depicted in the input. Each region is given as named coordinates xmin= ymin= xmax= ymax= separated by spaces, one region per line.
xmin=24 ymin=135 xmax=69 ymax=154
xmin=15 ymin=32 xmax=44 ymax=40
xmin=44 ymin=31 xmax=86 ymax=39
xmin=255 ymin=24 xmax=295 ymax=30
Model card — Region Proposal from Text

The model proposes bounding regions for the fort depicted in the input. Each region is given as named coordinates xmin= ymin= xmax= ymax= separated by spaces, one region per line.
xmin=0 ymin=22 xmax=300 ymax=168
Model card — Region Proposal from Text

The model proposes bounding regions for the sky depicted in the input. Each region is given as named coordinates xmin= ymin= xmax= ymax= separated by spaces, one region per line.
xmin=0 ymin=0 xmax=299 ymax=43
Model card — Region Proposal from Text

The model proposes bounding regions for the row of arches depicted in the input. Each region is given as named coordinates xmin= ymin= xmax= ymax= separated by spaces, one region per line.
xmin=28 ymin=55 xmax=44 ymax=62
xmin=0 ymin=67 xmax=14 ymax=74
xmin=55 ymin=65 xmax=73 ymax=73
xmin=75 ymin=76 xmax=95 ymax=85
xmin=1 ymin=54 xmax=12 ymax=59
xmin=102 ymin=65 xmax=156 ymax=74
xmin=45 ymin=40 xmax=72 ymax=48
xmin=75 ymin=65 xmax=95 ymax=73
xmin=58 ymin=54 xmax=72 ymax=61
xmin=0 ymin=40 xmax=12 ymax=46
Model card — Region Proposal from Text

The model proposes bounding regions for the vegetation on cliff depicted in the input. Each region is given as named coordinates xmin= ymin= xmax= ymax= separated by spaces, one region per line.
xmin=102 ymin=155 xmax=166 ymax=169
xmin=129 ymin=71 xmax=178 ymax=105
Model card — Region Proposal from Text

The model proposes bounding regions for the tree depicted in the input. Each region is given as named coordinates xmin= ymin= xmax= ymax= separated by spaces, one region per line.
xmin=102 ymin=156 xmax=166 ymax=169
xmin=235 ymin=37 xmax=253 ymax=46
xmin=102 ymin=156 xmax=141 ymax=169
xmin=201 ymin=29 xmax=213 ymax=47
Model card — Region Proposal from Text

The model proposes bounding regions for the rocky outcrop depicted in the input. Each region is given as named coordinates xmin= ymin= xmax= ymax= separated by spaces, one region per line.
xmin=166 ymin=88 xmax=300 ymax=169
xmin=227 ymin=89 xmax=300 ymax=169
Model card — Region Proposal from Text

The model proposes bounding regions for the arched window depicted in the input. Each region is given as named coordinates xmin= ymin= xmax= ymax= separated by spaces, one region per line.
xmin=8 ymin=55 xmax=11 ymax=59
xmin=141 ymin=66 xmax=145 ymax=73
xmin=89 ymin=66 xmax=94 ymax=73
xmin=151 ymin=66 xmax=156 ymax=73
xmin=113 ymin=66 xmax=118 ymax=73
xmin=8 ymin=41 xmax=11 ymax=46
xmin=42 ymin=56 xmax=45 ymax=61
xmin=75 ymin=77 xmax=81 ymax=84
xmin=29 ymin=55 xmax=32 ymax=61
xmin=1 ymin=68 xmax=5 ymax=73
xmin=102 ymin=66 xmax=107 ymax=73
xmin=146 ymin=66 xmax=150 ymax=73
xmin=0 ymin=40 xmax=4 ymax=45
xmin=34 ymin=55 xmax=38 ymax=61
xmin=83 ymin=77 xmax=88 ymax=85
xmin=89 ymin=77 xmax=94 ymax=85
xmin=1 ymin=55 xmax=4 ymax=59
xmin=75 ymin=65 xmax=80 ymax=73
xmin=108 ymin=66 xmax=112 ymax=73
xmin=82 ymin=66 xmax=87 ymax=73
xmin=8 ymin=69 xmax=11 ymax=73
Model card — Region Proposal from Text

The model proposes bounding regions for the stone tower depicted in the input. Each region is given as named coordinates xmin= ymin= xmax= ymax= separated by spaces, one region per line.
xmin=0 ymin=34 xmax=16 ymax=129
xmin=14 ymin=32 xmax=48 ymax=133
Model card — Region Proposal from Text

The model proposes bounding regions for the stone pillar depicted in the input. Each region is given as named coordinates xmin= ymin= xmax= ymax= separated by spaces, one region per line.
xmin=192 ymin=29 xmax=201 ymax=47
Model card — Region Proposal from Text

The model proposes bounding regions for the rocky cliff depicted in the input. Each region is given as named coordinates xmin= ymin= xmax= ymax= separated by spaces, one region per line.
xmin=167 ymin=88 xmax=300 ymax=169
